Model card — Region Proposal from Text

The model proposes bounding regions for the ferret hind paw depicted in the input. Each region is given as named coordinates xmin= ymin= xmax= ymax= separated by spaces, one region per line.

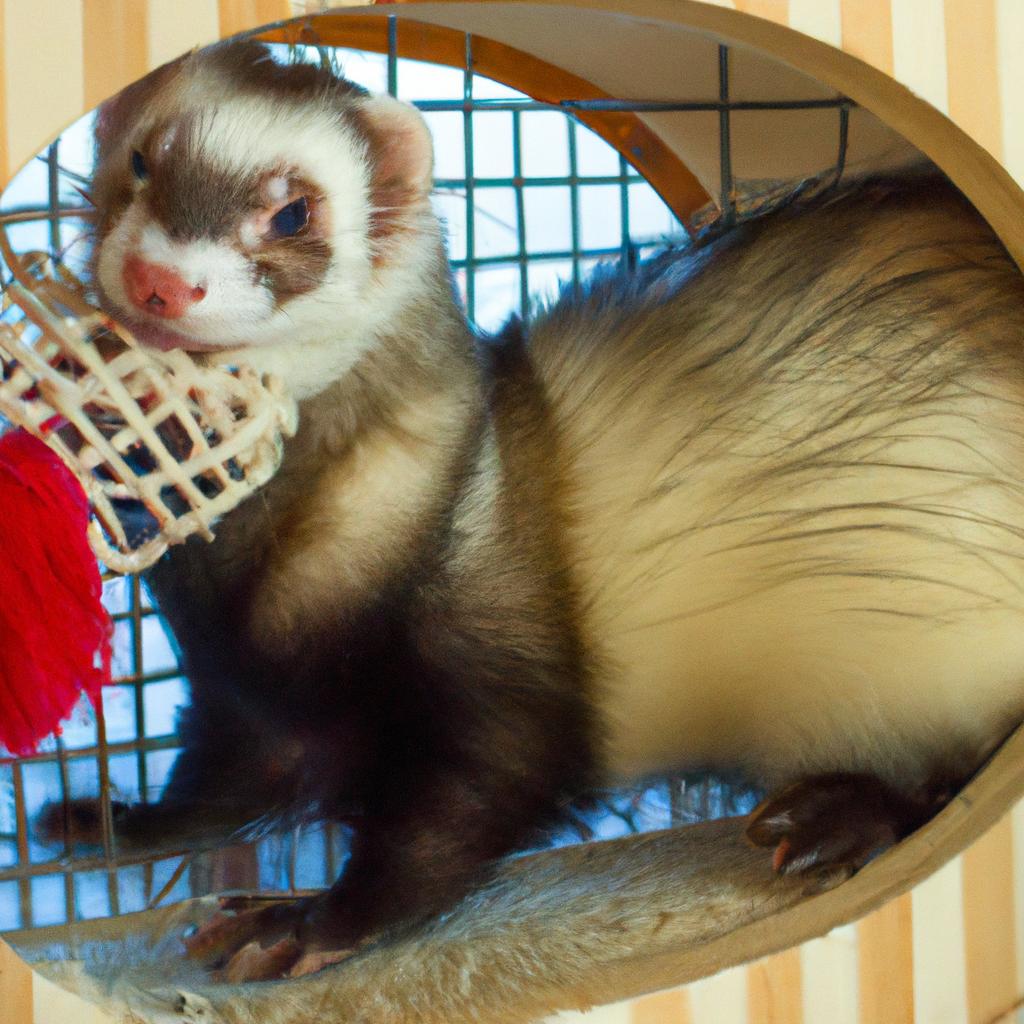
xmin=287 ymin=946 xmax=356 ymax=978
xmin=745 ymin=772 xmax=915 ymax=879
xmin=35 ymin=797 xmax=108 ymax=847
xmin=221 ymin=938 xmax=303 ymax=983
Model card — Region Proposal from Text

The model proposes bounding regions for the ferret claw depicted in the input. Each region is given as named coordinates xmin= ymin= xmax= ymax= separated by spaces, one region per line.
xmin=221 ymin=937 xmax=302 ymax=983
xmin=286 ymin=947 xmax=356 ymax=978
xmin=183 ymin=908 xmax=269 ymax=963
xmin=141 ymin=989 xmax=220 ymax=1024
xmin=184 ymin=896 xmax=359 ymax=982
xmin=746 ymin=773 xmax=912 ymax=877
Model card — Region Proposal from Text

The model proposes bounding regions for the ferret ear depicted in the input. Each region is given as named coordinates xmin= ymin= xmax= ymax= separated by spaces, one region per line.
xmin=357 ymin=95 xmax=434 ymax=202
xmin=95 ymin=54 xmax=186 ymax=157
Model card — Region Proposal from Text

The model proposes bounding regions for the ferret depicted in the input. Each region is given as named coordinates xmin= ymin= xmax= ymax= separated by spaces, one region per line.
xmin=58 ymin=39 xmax=1024 ymax=978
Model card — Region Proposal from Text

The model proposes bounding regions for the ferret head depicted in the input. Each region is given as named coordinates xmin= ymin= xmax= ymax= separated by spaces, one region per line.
xmin=90 ymin=40 xmax=438 ymax=397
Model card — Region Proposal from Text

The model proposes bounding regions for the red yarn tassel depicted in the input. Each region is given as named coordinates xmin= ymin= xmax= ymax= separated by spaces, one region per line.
xmin=0 ymin=428 xmax=111 ymax=755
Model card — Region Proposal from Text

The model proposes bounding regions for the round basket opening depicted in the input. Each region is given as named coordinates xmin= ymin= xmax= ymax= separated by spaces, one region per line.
xmin=1 ymin=6 xmax=1022 ymax=1023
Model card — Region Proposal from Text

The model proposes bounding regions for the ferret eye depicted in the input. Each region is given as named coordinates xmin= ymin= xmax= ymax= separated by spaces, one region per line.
xmin=130 ymin=149 xmax=148 ymax=180
xmin=270 ymin=197 xmax=309 ymax=238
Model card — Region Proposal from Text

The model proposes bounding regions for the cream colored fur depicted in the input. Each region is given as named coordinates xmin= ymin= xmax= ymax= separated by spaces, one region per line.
xmin=249 ymin=390 xmax=477 ymax=649
xmin=530 ymin=203 xmax=1024 ymax=790
xmin=98 ymin=54 xmax=1024 ymax=797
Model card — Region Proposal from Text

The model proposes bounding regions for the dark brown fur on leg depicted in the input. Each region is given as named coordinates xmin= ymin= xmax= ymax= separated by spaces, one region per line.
xmin=185 ymin=747 xmax=591 ymax=980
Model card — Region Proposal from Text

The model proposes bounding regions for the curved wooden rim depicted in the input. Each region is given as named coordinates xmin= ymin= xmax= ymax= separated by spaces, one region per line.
xmin=378 ymin=0 xmax=1024 ymax=272
xmin=2 ymin=1 xmax=1022 ymax=1011
xmin=589 ymin=721 xmax=1024 ymax=1007
xmin=259 ymin=0 xmax=1024 ymax=988
xmin=257 ymin=13 xmax=712 ymax=230
xmin=348 ymin=0 xmax=1024 ymax=984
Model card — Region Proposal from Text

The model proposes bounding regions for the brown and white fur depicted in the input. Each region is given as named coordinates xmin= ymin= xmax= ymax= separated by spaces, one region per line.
xmin=57 ymin=39 xmax=1024 ymax=983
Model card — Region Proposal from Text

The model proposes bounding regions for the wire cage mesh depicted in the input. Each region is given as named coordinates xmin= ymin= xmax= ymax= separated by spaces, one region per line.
xmin=0 ymin=17 xmax=859 ymax=937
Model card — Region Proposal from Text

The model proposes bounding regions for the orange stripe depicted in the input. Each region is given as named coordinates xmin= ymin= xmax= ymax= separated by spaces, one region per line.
xmin=962 ymin=817 xmax=1018 ymax=1024
xmin=83 ymin=0 xmax=149 ymax=110
xmin=218 ymin=0 xmax=292 ymax=40
xmin=0 ymin=940 xmax=32 ymax=1024
xmin=839 ymin=0 xmax=894 ymax=75
xmin=747 ymin=948 xmax=803 ymax=1024
xmin=258 ymin=14 xmax=711 ymax=228
xmin=734 ymin=0 xmax=790 ymax=22
xmin=631 ymin=987 xmax=692 ymax=1023
xmin=856 ymin=893 xmax=914 ymax=1024
xmin=944 ymin=0 xmax=1002 ymax=161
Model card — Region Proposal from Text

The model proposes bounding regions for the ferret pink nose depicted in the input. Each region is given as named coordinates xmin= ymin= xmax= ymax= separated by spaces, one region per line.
xmin=123 ymin=256 xmax=206 ymax=319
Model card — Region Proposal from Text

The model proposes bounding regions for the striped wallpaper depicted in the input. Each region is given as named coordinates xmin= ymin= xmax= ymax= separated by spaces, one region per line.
xmin=0 ymin=1 xmax=1021 ymax=193
xmin=1 ymin=2 xmax=1022 ymax=1022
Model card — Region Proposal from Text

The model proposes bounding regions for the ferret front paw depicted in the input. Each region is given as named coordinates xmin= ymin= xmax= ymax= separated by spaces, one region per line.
xmin=184 ymin=899 xmax=301 ymax=980
xmin=745 ymin=772 xmax=921 ymax=877
xmin=184 ymin=895 xmax=359 ymax=983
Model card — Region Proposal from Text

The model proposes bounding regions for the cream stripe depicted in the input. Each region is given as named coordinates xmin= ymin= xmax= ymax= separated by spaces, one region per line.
xmin=2 ymin=0 xmax=84 ymax=175
xmin=0 ymin=940 xmax=32 ymax=1024
xmin=734 ymin=0 xmax=789 ymax=21
xmin=840 ymin=0 xmax=894 ymax=74
xmin=800 ymin=925 xmax=858 ymax=1024
xmin=688 ymin=965 xmax=749 ymax=1024
xmin=747 ymin=948 xmax=802 ymax=1024
xmin=0 ymin=0 xmax=6 ymax=182
xmin=996 ymin=0 xmax=1024 ymax=188
xmin=911 ymin=856 xmax=968 ymax=1024
xmin=631 ymin=988 xmax=692 ymax=1024
xmin=891 ymin=0 xmax=949 ymax=114
xmin=787 ymin=0 xmax=842 ymax=46
xmin=1014 ymin=800 xmax=1024 ymax=1010
xmin=83 ymin=0 xmax=149 ymax=111
xmin=218 ymin=0 xmax=294 ymax=39
xmin=146 ymin=0 xmax=220 ymax=69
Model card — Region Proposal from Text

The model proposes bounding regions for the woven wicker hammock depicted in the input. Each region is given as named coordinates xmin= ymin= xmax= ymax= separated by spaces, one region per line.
xmin=0 ymin=229 xmax=297 ymax=574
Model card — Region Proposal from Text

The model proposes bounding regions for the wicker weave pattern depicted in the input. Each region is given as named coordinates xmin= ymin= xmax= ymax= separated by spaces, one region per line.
xmin=0 ymin=235 xmax=297 ymax=574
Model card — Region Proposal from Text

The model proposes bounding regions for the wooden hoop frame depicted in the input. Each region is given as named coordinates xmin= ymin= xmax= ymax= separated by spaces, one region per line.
xmin=258 ymin=13 xmax=713 ymax=230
